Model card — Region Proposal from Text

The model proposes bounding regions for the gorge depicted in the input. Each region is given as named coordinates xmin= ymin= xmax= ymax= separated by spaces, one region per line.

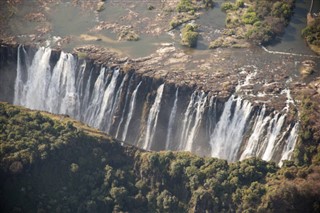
xmin=1 ymin=0 xmax=320 ymax=212
xmin=0 ymin=44 xmax=299 ymax=165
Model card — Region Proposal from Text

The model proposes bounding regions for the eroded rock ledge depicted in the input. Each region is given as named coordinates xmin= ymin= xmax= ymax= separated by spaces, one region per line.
xmin=1 ymin=41 xmax=318 ymax=114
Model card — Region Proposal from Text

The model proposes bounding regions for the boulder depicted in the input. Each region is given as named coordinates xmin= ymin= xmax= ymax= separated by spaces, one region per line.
xmin=300 ymin=60 xmax=316 ymax=76
xmin=96 ymin=2 xmax=105 ymax=12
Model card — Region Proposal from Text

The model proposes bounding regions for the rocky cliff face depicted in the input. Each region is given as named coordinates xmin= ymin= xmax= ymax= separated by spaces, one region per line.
xmin=0 ymin=44 xmax=300 ymax=165
xmin=0 ymin=44 xmax=17 ymax=103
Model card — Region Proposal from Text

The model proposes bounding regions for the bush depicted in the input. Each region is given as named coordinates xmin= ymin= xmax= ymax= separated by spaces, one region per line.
xmin=302 ymin=19 xmax=320 ymax=45
xmin=272 ymin=2 xmax=291 ymax=19
xmin=245 ymin=24 xmax=274 ymax=44
xmin=70 ymin=163 xmax=79 ymax=173
xmin=221 ymin=2 xmax=234 ymax=11
xmin=242 ymin=12 xmax=258 ymax=25
xmin=177 ymin=0 xmax=195 ymax=13
xmin=181 ymin=24 xmax=199 ymax=48
xmin=203 ymin=0 xmax=215 ymax=8
xmin=235 ymin=0 xmax=244 ymax=8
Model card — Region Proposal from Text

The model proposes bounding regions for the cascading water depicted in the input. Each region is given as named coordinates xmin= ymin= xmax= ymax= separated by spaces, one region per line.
xmin=239 ymin=105 xmax=270 ymax=161
xmin=279 ymin=123 xmax=299 ymax=166
xmin=209 ymin=96 xmax=252 ymax=161
xmin=9 ymin=46 xmax=300 ymax=165
xmin=94 ymin=68 xmax=120 ymax=130
xmin=143 ymin=84 xmax=165 ymax=150
xmin=165 ymin=88 xmax=179 ymax=150
xmin=179 ymin=91 xmax=208 ymax=152
xmin=261 ymin=113 xmax=286 ymax=161
xmin=120 ymin=81 xmax=141 ymax=141
xmin=14 ymin=47 xmax=52 ymax=110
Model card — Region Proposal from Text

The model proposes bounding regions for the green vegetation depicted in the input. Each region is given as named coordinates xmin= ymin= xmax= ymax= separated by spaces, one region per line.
xmin=169 ymin=13 xmax=199 ymax=29
xmin=177 ymin=0 xmax=197 ymax=13
xmin=221 ymin=2 xmax=235 ymax=11
xmin=241 ymin=11 xmax=258 ymax=25
xmin=0 ymin=102 xmax=320 ymax=212
xmin=302 ymin=24 xmax=320 ymax=46
xmin=302 ymin=16 xmax=320 ymax=54
xmin=181 ymin=24 xmax=199 ymax=47
xmin=169 ymin=0 xmax=215 ymax=30
xmin=118 ymin=29 xmax=140 ymax=41
xmin=218 ymin=0 xmax=295 ymax=45
xmin=294 ymin=95 xmax=320 ymax=166
xmin=77 ymin=51 xmax=88 ymax=59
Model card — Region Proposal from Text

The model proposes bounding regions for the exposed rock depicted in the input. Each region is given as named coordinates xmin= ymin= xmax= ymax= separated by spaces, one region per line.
xmin=118 ymin=27 xmax=140 ymax=41
xmin=25 ymin=12 xmax=46 ymax=22
xmin=300 ymin=60 xmax=316 ymax=76
xmin=96 ymin=2 xmax=105 ymax=12
xmin=80 ymin=34 xmax=102 ymax=42
xmin=209 ymin=36 xmax=250 ymax=49
xmin=9 ymin=161 xmax=23 ymax=174
xmin=309 ymin=44 xmax=320 ymax=55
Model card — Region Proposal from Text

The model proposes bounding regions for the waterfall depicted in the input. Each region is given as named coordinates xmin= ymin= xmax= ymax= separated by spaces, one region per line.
xmin=106 ymin=74 xmax=129 ymax=133
xmin=179 ymin=91 xmax=207 ymax=152
xmin=81 ymin=68 xmax=92 ymax=119
xmin=14 ymin=47 xmax=52 ymax=110
xmin=9 ymin=46 xmax=300 ymax=165
xmin=84 ymin=67 xmax=109 ymax=127
xmin=207 ymin=96 xmax=217 ymax=136
xmin=115 ymin=76 xmax=134 ymax=139
xmin=165 ymin=88 xmax=179 ymax=150
xmin=47 ymin=52 xmax=78 ymax=117
xmin=14 ymin=45 xmax=25 ymax=105
xmin=121 ymin=81 xmax=142 ymax=141
xmin=94 ymin=68 xmax=120 ymax=131
xmin=179 ymin=92 xmax=197 ymax=150
xmin=279 ymin=123 xmax=299 ymax=166
xmin=143 ymin=84 xmax=165 ymax=150
xmin=75 ymin=60 xmax=87 ymax=120
xmin=261 ymin=113 xmax=286 ymax=161
xmin=209 ymin=96 xmax=252 ymax=161
xmin=239 ymin=105 xmax=271 ymax=161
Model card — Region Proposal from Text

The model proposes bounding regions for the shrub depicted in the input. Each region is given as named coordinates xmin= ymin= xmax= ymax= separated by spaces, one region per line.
xmin=272 ymin=2 xmax=291 ymax=19
xmin=181 ymin=24 xmax=199 ymax=48
xmin=221 ymin=2 xmax=234 ymax=11
xmin=245 ymin=24 xmax=274 ymax=44
xmin=242 ymin=12 xmax=258 ymax=25
xmin=235 ymin=0 xmax=244 ymax=8
xmin=203 ymin=0 xmax=215 ymax=8
xmin=177 ymin=0 xmax=195 ymax=13
xmin=70 ymin=163 xmax=79 ymax=173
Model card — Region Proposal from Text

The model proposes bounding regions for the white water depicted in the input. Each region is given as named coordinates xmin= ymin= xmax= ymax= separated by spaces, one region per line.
xmin=81 ymin=68 xmax=92 ymax=119
xmin=261 ymin=45 xmax=320 ymax=59
xmin=165 ymin=88 xmax=179 ymax=150
xmin=179 ymin=92 xmax=197 ymax=150
xmin=75 ymin=60 xmax=87 ymax=119
xmin=178 ymin=91 xmax=208 ymax=151
xmin=84 ymin=67 xmax=108 ymax=127
xmin=12 ymin=46 xmax=300 ymax=165
xmin=115 ymin=76 xmax=134 ymax=139
xmin=210 ymin=96 xmax=252 ymax=161
xmin=47 ymin=52 xmax=78 ymax=117
xmin=143 ymin=84 xmax=165 ymax=150
xmin=184 ymin=92 xmax=207 ymax=151
xmin=279 ymin=123 xmax=299 ymax=166
xmin=106 ymin=74 xmax=129 ymax=133
xmin=14 ymin=47 xmax=52 ymax=110
xmin=239 ymin=105 xmax=271 ymax=161
xmin=14 ymin=45 xmax=25 ymax=105
xmin=121 ymin=81 xmax=142 ymax=141
xmin=261 ymin=113 xmax=286 ymax=161
xmin=95 ymin=68 xmax=120 ymax=131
